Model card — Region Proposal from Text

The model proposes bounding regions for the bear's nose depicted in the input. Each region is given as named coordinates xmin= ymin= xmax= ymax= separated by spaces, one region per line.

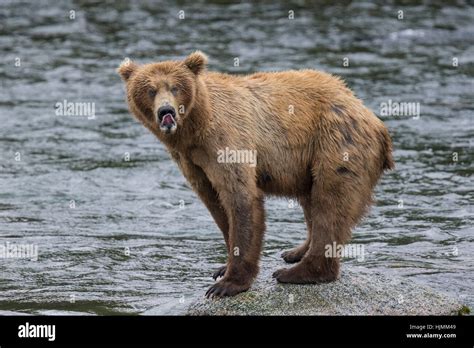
xmin=157 ymin=105 xmax=176 ymax=122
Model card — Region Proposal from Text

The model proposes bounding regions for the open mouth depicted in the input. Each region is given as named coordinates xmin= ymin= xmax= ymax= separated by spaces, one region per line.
xmin=160 ymin=113 xmax=176 ymax=128
xmin=158 ymin=107 xmax=177 ymax=134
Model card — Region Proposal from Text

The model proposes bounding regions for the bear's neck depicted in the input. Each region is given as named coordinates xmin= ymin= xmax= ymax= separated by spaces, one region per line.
xmin=161 ymin=77 xmax=211 ymax=153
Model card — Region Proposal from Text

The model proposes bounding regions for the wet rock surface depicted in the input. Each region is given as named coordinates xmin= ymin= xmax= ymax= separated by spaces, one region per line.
xmin=187 ymin=265 xmax=466 ymax=316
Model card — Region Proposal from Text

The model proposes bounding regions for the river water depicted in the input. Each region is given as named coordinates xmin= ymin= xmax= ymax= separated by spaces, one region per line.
xmin=0 ymin=0 xmax=472 ymax=314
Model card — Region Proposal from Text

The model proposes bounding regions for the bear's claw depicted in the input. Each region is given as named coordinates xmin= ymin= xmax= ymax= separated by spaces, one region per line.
xmin=212 ymin=265 xmax=227 ymax=280
xmin=272 ymin=268 xmax=288 ymax=280
xmin=281 ymin=250 xmax=304 ymax=263
xmin=281 ymin=243 xmax=309 ymax=264
xmin=205 ymin=280 xmax=250 ymax=298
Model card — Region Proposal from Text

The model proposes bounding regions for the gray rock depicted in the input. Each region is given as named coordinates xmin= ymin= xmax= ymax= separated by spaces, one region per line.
xmin=187 ymin=265 xmax=467 ymax=316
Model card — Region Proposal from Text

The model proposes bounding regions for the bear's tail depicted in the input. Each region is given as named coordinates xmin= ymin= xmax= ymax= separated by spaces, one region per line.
xmin=380 ymin=127 xmax=395 ymax=171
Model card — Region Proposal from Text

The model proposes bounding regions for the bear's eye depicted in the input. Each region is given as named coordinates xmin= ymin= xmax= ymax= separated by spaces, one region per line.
xmin=148 ymin=89 xmax=157 ymax=98
xmin=170 ymin=86 xmax=179 ymax=96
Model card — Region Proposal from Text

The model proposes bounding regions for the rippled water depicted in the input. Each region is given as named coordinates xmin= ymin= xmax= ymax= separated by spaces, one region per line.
xmin=0 ymin=0 xmax=472 ymax=315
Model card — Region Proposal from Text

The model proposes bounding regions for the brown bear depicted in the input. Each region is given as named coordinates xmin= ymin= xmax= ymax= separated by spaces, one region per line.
xmin=118 ymin=51 xmax=394 ymax=298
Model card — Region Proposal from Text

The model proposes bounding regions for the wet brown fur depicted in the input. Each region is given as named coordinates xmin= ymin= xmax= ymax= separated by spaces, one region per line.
xmin=118 ymin=51 xmax=394 ymax=297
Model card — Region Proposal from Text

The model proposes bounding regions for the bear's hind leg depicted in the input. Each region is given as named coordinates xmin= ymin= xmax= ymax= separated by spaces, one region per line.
xmin=281 ymin=196 xmax=312 ymax=263
xmin=274 ymin=172 xmax=370 ymax=284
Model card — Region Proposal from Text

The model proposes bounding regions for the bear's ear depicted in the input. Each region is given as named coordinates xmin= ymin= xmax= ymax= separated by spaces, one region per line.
xmin=183 ymin=51 xmax=208 ymax=75
xmin=117 ymin=59 xmax=138 ymax=81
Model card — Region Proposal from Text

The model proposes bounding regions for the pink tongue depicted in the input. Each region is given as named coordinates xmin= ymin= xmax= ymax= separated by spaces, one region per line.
xmin=161 ymin=114 xmax=174 ymax=126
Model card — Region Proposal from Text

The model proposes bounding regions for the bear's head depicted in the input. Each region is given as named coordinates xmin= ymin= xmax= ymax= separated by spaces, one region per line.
xmin=117 ymin=51 xmax=208 ymax=136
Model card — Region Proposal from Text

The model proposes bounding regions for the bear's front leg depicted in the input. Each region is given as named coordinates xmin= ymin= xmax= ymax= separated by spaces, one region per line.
xmin=205 ymin=185 xmax=265 ymax=298
xmin=176 ymin=156 xmax=230 ymax=279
